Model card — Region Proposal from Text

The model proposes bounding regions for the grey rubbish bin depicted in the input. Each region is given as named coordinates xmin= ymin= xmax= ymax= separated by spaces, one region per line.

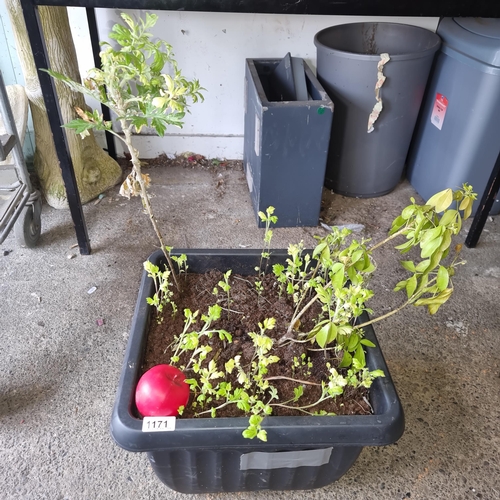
xmin=314 ymin=23 xmax=441 ymax=197
xmin=407 ymin=18 xmax=500 ymax=215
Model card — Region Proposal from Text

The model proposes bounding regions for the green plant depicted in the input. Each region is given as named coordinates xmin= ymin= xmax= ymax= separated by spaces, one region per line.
xmin=43 ymin=12 xmax=204 ymax=288
xmin=143 ymin=260 xmax=177 ymax=319
xmin=256 ymin=206 xmax=277 ymax=276
xmin=217 ymin=270 xmax=232 ymax=317
xmin=144 ymin=184 xmax=476 ymax=442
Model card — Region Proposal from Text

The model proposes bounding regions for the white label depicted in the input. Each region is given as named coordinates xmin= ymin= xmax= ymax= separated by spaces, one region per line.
xmin=240 ymin=447 xmax=333 ymax=470
xmin=254 ymin=114 xmax=261 ymax=156
xmin=245 ymin=160 xmax=254 ymax=193
xmin=431 ymin=93 xmax=448 ymax=130
xmin=142 ymin=416 xmax=176 ymax=432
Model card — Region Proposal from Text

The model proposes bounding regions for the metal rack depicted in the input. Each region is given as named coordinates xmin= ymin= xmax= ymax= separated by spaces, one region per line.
xmin=0 ymin=71 xmax=42 ymax=248
xmin=18 ymin=0 xmax=500 ymax=253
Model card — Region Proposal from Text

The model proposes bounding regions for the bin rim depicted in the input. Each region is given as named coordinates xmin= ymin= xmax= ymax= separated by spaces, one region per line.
xmin=314 ymin=22 xmax=441 ymax=62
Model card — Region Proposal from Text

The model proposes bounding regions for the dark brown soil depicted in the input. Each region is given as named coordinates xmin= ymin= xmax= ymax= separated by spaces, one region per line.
xmin=143 ymin=269 xmax=372 ymax=419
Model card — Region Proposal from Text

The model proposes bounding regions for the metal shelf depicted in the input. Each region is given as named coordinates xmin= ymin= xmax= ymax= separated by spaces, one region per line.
xmin=19 ymin=0 xmax=500 ymax=253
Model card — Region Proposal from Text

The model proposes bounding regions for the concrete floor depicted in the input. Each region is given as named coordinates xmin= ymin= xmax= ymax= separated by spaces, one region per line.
xmin=0 ymin=161 xmax=499 ymax=500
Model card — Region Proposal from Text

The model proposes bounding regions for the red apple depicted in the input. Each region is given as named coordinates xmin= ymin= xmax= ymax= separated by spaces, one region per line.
xmin=135 ymin=364 xmax=189 ymax=417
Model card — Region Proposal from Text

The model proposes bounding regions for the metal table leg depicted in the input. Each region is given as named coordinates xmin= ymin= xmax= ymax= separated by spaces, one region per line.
xmin=20 ymin=0 xmax=91 ymax=255
xmin=86 ymin=7 xmax=116 ymax=160
xmin=465 ymin=150 xmax=500 ymax=248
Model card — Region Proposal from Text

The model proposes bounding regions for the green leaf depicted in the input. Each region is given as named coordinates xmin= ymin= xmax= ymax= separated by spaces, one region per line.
xmin=414 ymin=273 xmax=429 ymax=296
xmin=347 ymin=265 xmax=357 ymax=284
xmin=351 ymin=249 xmax=363 ymax=264
xmin=316 ymin=323 xmax=330 ymax=348
xmin=389 ymin=215 xmax=406 ymax=235
xmin=63 ymin=119 xmax=95 ymax=135
xmin=257 ymin=430 xmax=268 ymax=442
xmin=427 ymin=188 xmax=453 ymax=213
xmin=427 ymin=303 xmax=440 ymax=314
xmin=151 ymin=117 xmax=167 ymax=136
xmin=42 ymin=69 xmax=99 ymax=101
xmin=360 ymin=339 xmax=376 ymax=348
xmin=436 ymin=266 xmax=449 ymax=291
xmin=421 ymin=236 xmax=442 ymax=259
xmin=332 ymin=266 xmax=345 ymax=290
xmin=414 ymin=288 xmax=453 ymax=307
xmin=242 ymin=428 xmax=257 ymax=439
xmin=459 ymin=196 xmax=474 ymax=220
xmin=225 ymin=359 xmax=235 ymax=374
xmin=401 ymin=260 xmax=416 ymax=272
xmin=439 ymin=229 xmax=452 ymax=253
xmin=363 ymin=262 xmax=376 ymax=274
xmin=395 ymin=239 xmax=414 ymax=251
xmin=463 ymin=202 xmax=472 ymax=220
xmin=421 ymin=225 xmax=443 ymax=246
xmin=272 ymin=263 xmax=285 ymax=276
xmin=338 ymin=351 xmax=352 ymax=368
xmin=406 ymin=274 xmax=417 ymax=298
xmin=393 ymin=279 xmax=407 ymax=292
xmin=130 ymin=116 xmax=149 ymax=133
xmin=313 ymin=242 xmax=327 ymax=258
xmin=354 ymin=344 xmax=366 ymax=367
xmin=327 ymin=323 xmax=338 ymax=344
xmin=249 ymin=414 xmax=262 ymax=426
xmin=439 ymin=209 xmax=458 ymax=227
xmin=293 ymin=385 xmax=304 ymax=401
xmin=401 ymin=205 xmax=416 ymax=220
xmin=347 ymin=333 xmax=360 ymax=351
xmin=415 ymin=259 xmax=430 ymax=272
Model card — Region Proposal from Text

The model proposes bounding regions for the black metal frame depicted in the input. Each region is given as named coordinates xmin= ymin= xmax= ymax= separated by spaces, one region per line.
xmin=19 ymin=1 xmax=500 ymax=254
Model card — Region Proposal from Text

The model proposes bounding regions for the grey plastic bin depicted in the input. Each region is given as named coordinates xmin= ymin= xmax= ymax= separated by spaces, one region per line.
xmin=407 ymin=18 xmax=500 ymax=215
xmin=314 ymin=23 xmax=440 ymax=197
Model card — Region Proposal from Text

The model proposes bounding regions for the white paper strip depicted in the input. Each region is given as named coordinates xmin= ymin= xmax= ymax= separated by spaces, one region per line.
xmin=368 ymin=53 xmax=391 ymax=133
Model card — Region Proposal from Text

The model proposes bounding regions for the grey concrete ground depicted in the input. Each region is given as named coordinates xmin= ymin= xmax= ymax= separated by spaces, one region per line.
xmin=1 ymin=161 xmax=499 ymax=500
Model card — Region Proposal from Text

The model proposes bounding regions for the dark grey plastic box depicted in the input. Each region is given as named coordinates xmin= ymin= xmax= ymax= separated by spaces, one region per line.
xmin=243 ymin=59 xmax=333 ymax=228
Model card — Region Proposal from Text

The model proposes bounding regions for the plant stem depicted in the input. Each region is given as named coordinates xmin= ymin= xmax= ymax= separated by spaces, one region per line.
xmin=103 ymin=128 xmax=129 ymax=145
xmin=284 ymin=283 xmax=332 ymax=338
xmin=271 ymin=396 xmax=328 ymax=412
xmin=357 ymin=273 xmax=441 ymax=329
xmin=264 ymin=376 xmax=321 ymax=386
xmin=356 ymin=301 xmax=410 ymax=329
xmin=368 ymin=227 xmax=406 ymax=252
xmin=122 ymin=124 xmax=180 ymax=290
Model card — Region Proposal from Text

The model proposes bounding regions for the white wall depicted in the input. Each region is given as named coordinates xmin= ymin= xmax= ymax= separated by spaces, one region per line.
xmin=44 ymin=9 xmax=440 ymax=160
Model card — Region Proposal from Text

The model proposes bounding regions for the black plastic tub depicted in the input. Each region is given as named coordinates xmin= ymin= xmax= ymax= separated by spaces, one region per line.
xmin=110 ymin=249 xmax=404 ymax=493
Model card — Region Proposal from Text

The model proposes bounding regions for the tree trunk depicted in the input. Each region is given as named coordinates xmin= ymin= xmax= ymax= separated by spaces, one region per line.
xmin=6 ymin=2 xmax=122 ymax=209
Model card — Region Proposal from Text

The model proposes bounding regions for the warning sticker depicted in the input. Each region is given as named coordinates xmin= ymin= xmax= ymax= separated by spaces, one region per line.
xmin=431 ymin=93 xmax=448 ymax=130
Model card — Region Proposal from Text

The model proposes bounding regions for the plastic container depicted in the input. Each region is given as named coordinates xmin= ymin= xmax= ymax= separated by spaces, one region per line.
xmin=314 ymin=22 xmax=441 ymax=197
xmin=407 ymin=18 xmax=500 ymax=215
xmin=243 ymin=59 xmax=333 ymax=228
xmin=110 ymin=249 xmax=404 ymax=493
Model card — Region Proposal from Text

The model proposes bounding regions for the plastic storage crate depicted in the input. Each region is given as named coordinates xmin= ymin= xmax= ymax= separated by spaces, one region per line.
xmin=110 ymin=249 xmax=404 ymax=493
